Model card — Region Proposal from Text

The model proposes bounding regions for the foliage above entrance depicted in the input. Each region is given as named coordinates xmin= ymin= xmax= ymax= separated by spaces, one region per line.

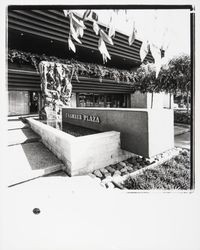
xmin=8 ymin=49 xmax=191 ymax=94
xmin=8 ymin=48 xmax=137 ymax=84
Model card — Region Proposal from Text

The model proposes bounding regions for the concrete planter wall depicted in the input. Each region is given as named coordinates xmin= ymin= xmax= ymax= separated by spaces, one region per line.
xmin=26 ymin=118 xmax=133 ymax=176
xmin=62 ymin=107 xmax=174 ymax=158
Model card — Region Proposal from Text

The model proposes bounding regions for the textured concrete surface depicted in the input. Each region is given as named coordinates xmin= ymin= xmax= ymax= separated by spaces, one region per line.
xmin=2 ymin=169 xmax=199 ymax=250
xmin=6 ymin=142 xmax=64 ymax=186
xmin=7 ymin=128 xmax=41 ymax=146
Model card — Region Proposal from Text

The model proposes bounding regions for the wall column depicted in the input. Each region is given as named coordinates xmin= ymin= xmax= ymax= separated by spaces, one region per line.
xmin=130 ymin=91 xmax=174 ymax=109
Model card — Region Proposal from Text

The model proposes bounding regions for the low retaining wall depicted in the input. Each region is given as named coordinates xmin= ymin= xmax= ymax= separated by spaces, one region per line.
xmin=26 ymin=118 xmax=133 ymax=176
xmin=62 ymin=107 xmax=174 ymax=158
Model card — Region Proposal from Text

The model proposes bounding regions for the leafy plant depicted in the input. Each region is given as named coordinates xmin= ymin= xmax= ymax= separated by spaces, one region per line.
xmin=8 ymin=49 xmax=191 ymax=96
xmin=123 ymin=149 xmax=191 ymax=190
xmin=8 ymin=48 xmax=136 ymax=84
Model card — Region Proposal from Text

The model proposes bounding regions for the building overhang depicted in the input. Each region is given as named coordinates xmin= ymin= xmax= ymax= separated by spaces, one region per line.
xmin=8 ymin=8 xmax=155 ymax=70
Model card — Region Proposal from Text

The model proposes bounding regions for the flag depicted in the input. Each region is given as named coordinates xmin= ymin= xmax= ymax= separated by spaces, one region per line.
xmin=140 ymin=40 xmax=150 ymax=62
xmin=68 ymin=36 xmax=76 ymax=53
xmin=150 ymin=42 xmax=162 ymax=78
xmin=128 ymin=21 xmax=137 ymax=46
xmin=98 ymin=37 xmax=111 ymax=63
xmin=93 ymin=21 xmax=100 ymax=35
xmin=100 ymin=29 xmax=113 ymax=45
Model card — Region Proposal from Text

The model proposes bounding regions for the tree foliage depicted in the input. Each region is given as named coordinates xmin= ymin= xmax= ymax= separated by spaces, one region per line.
xmin=134 ymin=54 xmax=191 ymax=94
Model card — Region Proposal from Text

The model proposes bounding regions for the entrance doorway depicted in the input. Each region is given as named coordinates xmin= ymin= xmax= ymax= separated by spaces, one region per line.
xmin=77 ymin=93 xmax=130 ymax=108
xmin=29 ymin=91 xmax=39 ymax=113
xmin=8 ymin=90 xmax=29 ymax=115
xmin=8 ymin=91 xmax=40 ymax=116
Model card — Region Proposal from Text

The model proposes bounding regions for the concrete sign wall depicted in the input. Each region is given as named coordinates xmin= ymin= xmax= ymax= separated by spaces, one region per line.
xmin=62 ymin=108 xmax=174 ymax=158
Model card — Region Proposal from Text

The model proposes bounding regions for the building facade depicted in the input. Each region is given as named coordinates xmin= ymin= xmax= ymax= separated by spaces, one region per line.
xmin=8 ymin=7 xmax=155 ymax=116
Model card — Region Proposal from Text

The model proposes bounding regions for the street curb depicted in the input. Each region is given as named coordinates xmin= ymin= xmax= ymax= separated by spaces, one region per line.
xmin=174 ymin=129 xmax=190 ymax=136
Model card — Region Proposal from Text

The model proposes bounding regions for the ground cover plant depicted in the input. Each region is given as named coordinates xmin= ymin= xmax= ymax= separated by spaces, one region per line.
xmin=123 ymin=149 xmax=191 ymax=190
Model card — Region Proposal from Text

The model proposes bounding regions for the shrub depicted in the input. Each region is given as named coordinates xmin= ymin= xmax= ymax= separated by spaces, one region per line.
xmin=123 ymin=150 xmax=191 ymax=190
xmin=174 ymin=110 xmax=191 ymax=124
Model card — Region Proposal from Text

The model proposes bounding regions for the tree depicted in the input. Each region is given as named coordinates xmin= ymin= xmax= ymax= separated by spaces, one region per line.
xmin=134 ymin=54 xmax=191 ymax=109
xmin=162 ymin=54 xmax=191 ymax=112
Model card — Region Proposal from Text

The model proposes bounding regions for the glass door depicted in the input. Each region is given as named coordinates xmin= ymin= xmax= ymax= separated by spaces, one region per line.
xmin=29 ymin=91 xmax=39 ymax=113
xmin=8 ymin=90 xmax=29 ymax=115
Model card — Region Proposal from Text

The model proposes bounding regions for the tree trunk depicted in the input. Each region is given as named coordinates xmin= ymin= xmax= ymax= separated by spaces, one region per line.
xmin=187 ymin=92 xmax=190 ymax=114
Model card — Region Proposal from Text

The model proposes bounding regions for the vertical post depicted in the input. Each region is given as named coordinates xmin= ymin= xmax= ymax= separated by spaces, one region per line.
xmin=169 ymin=93 xmax=172 ymax=109
xmin=151 ymin=92 xmax=154 ymax=108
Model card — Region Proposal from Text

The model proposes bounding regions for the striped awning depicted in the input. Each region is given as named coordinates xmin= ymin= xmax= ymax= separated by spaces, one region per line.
xmin=8 ymin=9 xmax=154 ymax=64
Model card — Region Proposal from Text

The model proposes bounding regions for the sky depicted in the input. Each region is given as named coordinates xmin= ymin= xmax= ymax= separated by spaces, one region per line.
xmin=75 ymin=9 xmax=191 ymax=62
xmin=101 ymin=9 xmax=191 ymax=60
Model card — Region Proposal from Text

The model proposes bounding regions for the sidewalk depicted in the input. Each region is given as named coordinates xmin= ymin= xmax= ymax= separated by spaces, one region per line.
xmin=174 ymin=123 xmax=190 ymax=136
xmin=6 ymin=115 xmax=64 ymax=186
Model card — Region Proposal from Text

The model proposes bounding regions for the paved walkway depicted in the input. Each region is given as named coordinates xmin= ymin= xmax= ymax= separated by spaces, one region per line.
xmin=2 ymin=117 xmax=193 ymax=250
xmin=6 ymin=116 xmax=191 ymax=186
xmin=6 ymin=116 xmax=65 ymax=186
xmin=174 ymin=123 xmax=190 ymax=136
xmin=175 ymin=132 xmax=191 ymax=149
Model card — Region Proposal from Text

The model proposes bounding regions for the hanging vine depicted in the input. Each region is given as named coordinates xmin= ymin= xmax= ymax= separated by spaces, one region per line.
xmin=8 ymin=48 xmax=137 ymax=84
xmin=8 ymin=49 xmax=190 ymax=95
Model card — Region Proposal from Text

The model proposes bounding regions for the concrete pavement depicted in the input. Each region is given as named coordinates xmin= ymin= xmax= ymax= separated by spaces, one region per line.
xmin=6 ymin=116 xmax=65 ymax=186
xmin=174 ymin=123 xmax=190 ymax=136
xmin=175 ymin=132 xmax=191 ymax=149
xmin=2 ymin=117 xmax=193 ymax=250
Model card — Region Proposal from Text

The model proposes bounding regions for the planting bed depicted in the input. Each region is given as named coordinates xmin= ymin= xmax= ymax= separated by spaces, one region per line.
xmin=42 ymin=120 xmax=100 ymax=137
xmin=122 ymin=149 xmax=191 ymax=190
xmin=26 ymin=117 xmax=132 ymax=176
xmin=89 ymin=148 xmax=185 ymax=189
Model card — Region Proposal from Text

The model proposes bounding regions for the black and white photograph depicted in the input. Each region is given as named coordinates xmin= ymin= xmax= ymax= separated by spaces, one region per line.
xmin=0 ymin=1 xmax=199 ymax=250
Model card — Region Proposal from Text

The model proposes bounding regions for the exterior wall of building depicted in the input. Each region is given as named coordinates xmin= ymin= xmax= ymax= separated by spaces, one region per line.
xmin=130 ymin=91 xmax=174 ymax=109
xmin=8 ymin=90 xmax=42 ymax=116
xmin=163 ymin=93 xmax=174 ymax=108
xmin=148 ymin=109 xmax=174 ymax=156
xmin=76 ymin=93 xmax=130 ymax=108
xmin=8 ymin=90 xmax=29 ymax=115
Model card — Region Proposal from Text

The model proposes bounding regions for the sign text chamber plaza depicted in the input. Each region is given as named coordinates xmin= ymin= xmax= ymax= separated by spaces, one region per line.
xmin=66 ymin=113 xmax=100 ymax=123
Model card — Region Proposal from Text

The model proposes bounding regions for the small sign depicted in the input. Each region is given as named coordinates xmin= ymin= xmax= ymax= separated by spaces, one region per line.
xmin=66 ymin=113 xmax=100 ymax=123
